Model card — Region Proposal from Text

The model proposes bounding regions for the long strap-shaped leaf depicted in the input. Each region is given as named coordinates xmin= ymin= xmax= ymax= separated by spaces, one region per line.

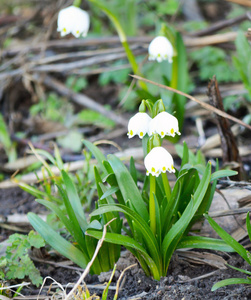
xmin=212 ymin=278 xmax=251 ymax=291
xmin=28 ymin=213 xmax=89 ymax=268
xmin=108 ymin=155 xmax=149 ymax=222
xmin=162 ymin=162 xmax=211 ymax=271
xmin=83 ymin=139 xmax=107 ymax=175
xmin=90 ymin=204 xmax=160 ymax=270
xmin=61 ymin=170 xmax=88 ymax=231
xmin=177 ymin=236 xmax=234 ymax=252
xmin=205 ymin=214 xmax=251 ymax=264
xmin=87 ymin=230 xmax=160 ymax=280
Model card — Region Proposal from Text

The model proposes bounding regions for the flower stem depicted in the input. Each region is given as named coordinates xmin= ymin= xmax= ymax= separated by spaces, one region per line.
xmin=73 ymin=0 xmax=82 ymax=7
xmin=170 ymin=55 xmax=178 ymax=89
xmin=161 ymin=172 xmax=171 ymax=202
xmin=87 ymin=0 xmax=147 ymax=90
xmin=149 ymin=174 xmax=156 ymax=235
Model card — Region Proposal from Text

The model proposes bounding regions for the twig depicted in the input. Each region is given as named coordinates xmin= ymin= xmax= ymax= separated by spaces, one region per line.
xmin=176 ymin=270 xmax=218 ymax=283
xmin=189 ymin=12 xmax=251 ymax=36
xmin=114 ymin=264 xmax=138 ymax=300
xmin=130 ymin=74 xmax=251 ymax=131
xmin=225 ymin=0 xmax=251 ymax=7
xmin=207 ymin=76 xmax=243 ymax=180
xmin=65 ymin=219 xmax=114 ymax=300
xmin=183 ymin=31 xmax=240 ymax=47
xmin=209 ymin=207 xmax=251 ymax=218
xmin=32 ymin=49 xmax=144 ymax=73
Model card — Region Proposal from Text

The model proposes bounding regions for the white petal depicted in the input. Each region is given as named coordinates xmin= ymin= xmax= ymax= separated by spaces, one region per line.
xmin=127 ymin=112 xmax=152 ymax=139
xmin=144 ymin=147 xmax=175 ymax=177
xmin=57 ymin=6 xmax=90 ymax=38
xmin=148 ymin=36 xmax=174 ymax=63
xmin=149 ymin=111 xmax=180 ymax=138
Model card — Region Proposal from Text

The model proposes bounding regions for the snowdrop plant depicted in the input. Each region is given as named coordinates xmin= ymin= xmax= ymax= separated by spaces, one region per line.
xmin=86 ymin=99 xmax=237 ymax=280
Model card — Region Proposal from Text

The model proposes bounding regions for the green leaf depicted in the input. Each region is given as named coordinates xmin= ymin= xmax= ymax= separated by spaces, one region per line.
xmin=205 ymin=214 xmax=251 ymax=264
xmin=87 ymin=230 xmax=160 ymax=280
xmin=129 ymin=156 xmax=137 ymax=184
xmin=90 ymin=204 xmax=160 ymax=270
xmin=30 ymin=149 xmax=56 ymax=165
xmin=36 ymin=199 xmax=74 ymax=235
xmin=162 ymin=162 xmax=211 ymax=271
xmin=61 ymin=170 xmax=88 ymax=230
xmin=177 ymin=236 xmax=234 ymax=252
xmin=82 ymin=139 xmax=107 ymax=175
xmin=210 ymin=170 xmax=238 ymax=181
xmin=107 ymin=155 xmax=149 ymax=222
xmin=27 ymin=231 xmax=45 ymax=248
xmin=56 ymin=184 xmax=88 ymax=252
xmin=246 ymin=212 xmax=251 ymax=242
xmin=227 ymin=263 xmax=251 ymax=276
xmin=172 ymin=32 xmax=188 ymax=136
xmin=100 ymin=186 xmax=119 ymax=200
xmin=212 ymin=278 xmax=251 ymax=291
xmin=28 ymin=213 xmax=89 ymax=268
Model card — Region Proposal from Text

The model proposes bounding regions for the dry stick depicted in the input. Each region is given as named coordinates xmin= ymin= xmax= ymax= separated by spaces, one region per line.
xmin=130 ymin=75 xmax=251 ymax=131
xmin=32 ymin=49 xmax=144 ymax=73
xmin=65 ymin=219 xmax=114 ymax=300
xmin=1 ymin=31 xmax=241 ymax=59
xmin=183 ymin=31 xmax=239 ymax=47
xmin=114 ymin=263 xmax=138 ymax=300
xmin=225 ymin=0 xmax=251 ymax=7
xmin=189 ymin=12 xmax=251 ymax=36
xmin=2 ymin=36 xmax=152 ymax=57
xmin=207 ymin=76 xmax=244 ymax=180
xmin=32 ymin=74 xmax=128 ymax=127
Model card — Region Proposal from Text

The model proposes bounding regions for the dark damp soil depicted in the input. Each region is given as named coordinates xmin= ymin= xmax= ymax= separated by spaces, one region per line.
xmin=1 ymin=188 xmax=251 ymax=299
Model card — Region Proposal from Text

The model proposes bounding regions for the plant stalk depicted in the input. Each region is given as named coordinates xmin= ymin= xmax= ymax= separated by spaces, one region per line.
xmin=149 ymin=174 xmax=156 ymax=235
xmin=87 ymin=0 xmax=147 ymax=90
xmin=161 ymin=172 xmax=171 ymax=201
xmin=73 ymin=0 xmax=82 ymax=7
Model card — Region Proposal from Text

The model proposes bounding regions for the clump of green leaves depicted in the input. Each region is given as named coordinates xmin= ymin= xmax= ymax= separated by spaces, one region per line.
xmin=190 ymin=46 xmax=240 ymax=83
xmin=84 ymin=139 xmax=236 ymax=280
xmin=29 ymin=92 xmax=74 ymax=124
xmin=21 ymin=145 xmax=121 ymax=274
xmin=0 ymin=231 xmax=45 ymax=286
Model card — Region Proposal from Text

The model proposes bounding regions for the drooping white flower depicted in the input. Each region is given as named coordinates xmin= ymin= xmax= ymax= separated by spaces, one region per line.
xmin=148 ymin=36 xmax=174 ymax=63
xmin=144 ymin=147 xmax=175 ymax=177
xmin=149 ymin=111 xmax=180 ymax=138
xmin=127 ymin=112 xmax=152 ymax=139
xmin=57 ymin=6 xmax=90 ymax=38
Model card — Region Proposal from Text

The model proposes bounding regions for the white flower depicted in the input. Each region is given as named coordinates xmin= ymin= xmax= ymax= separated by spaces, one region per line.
xmin=57 ymin=6 xmax=90 ymax=38
xmin=144 ymin=147 xmax=175 ymax=177
xmin=127 ymin=112 xmax=152 ymax=139
xmin=148 ymin=36 xmax=174 ymax=63
xmin=149 ymin=111 xmax=180 ymax=138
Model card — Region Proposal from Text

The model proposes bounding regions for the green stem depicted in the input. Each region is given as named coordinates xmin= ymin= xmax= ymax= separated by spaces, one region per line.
xmin=170 ymin=55 xmax=178 ymax=89
xmin=161 ymin=172 xmax=171 ymax=202
xmin=73 ymin=0 xmax=82 ymax=7
xmin=149 ymin=174 xmax=156 ymax=235
xmin=88 ymin=0 xmax=147 ymax=90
